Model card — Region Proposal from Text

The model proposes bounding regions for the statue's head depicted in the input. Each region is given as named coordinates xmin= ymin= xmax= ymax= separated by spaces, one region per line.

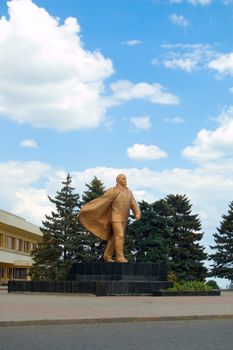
xmin=116 ymin=174 xmax=127 ymax=187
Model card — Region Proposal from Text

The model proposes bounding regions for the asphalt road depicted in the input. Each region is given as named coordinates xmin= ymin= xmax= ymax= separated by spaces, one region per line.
xmin=1 ymin=319 xmax=233 ymax=350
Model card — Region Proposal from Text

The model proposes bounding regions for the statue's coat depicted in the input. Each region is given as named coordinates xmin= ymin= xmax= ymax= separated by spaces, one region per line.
xmin=77 ymin=187 xmax=120 ymax=240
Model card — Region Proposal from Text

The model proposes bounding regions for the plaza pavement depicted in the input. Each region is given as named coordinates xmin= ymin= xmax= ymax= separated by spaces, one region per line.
xmin=1 ymin=288 xmax=233 ymax=326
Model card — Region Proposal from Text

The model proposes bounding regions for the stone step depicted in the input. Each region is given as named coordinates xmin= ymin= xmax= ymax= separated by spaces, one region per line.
xmin=95 ymin=281 xmax=173 ymax=296
xmin=8 ymin=280 xmax=173 ymax=296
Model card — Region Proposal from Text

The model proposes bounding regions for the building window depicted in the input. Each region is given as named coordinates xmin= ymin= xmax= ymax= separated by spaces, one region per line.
xmin=0 ymin=234 xmax=3 ymax=247
xmin=7 ymin=236 xmax=14 ymax=250
xmin=13 ymin=268 xmax=27 ymax=279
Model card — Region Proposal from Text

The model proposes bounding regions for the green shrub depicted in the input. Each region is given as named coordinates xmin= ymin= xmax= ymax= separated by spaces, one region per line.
xmin=168 ymin=280 xmax=212 ymax=291
xmin=205 ymin=280 xmax=219 ymax=290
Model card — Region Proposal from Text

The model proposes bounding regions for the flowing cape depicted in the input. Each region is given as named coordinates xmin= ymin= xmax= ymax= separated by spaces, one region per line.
xmin=77 ymin=187 xmax=120 ymax=240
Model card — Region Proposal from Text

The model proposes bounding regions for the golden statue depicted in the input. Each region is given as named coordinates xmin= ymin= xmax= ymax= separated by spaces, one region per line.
xmin=78 ymin=174 xmax=141 ymax=262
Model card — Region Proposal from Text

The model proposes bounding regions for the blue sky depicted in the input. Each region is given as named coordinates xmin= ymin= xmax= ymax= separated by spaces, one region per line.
xmin=1 ymin=0 xmax=233 ymax=285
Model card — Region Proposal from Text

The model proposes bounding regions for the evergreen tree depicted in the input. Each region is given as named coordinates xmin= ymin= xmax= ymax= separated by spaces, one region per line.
xmin=165 ymin=194 xmax=207 ymax=281
xmin=210 ymin=201 xmax=233 ymax=280
xmin=81 ymin=176 xmax=105 ymax=261
xmin=125 ymin=199 xmax=172 ymax=263
xmin=81 ymin=176 xmax=105 ymax=205
xmin=30 ymin=174 xmax=84 ymax=280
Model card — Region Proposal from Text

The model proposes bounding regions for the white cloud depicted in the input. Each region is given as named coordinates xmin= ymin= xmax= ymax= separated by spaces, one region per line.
xmin=170 ymin=14 xmax=190 ymax=27
xmin=162 ymin=43 xmax=211 ymax=50
xmin=0 ymin=1 xmax=180 ymax=131
xmin=0 ymin=160 xmax=52 ymax=223
xmin=131 ymin=190 xmax=156 ymax=203
xmin=14 ymin=188 xmax=52 ymax=224
xmin=127 ymin=144 xmax=168 ymax=160
xmin=182 ymin=107 xmax=233 ymax=163
xmin=169 ymin=0 xmax=183 ymax=3
xmin=164 ymin=117 xmax=185 ymax=123
xmin=130 ymin=116 xmax=151 ymax=130
xmin=20 ymin=139 xmax=38 ymax=148
xmin=164 ymin=57 xmax=195 ymax=72
xmin=122 ymin=40 xmax=142 ymax=46
xmin=187 ymin=0 xmax=212 ymax=4
xmin=230 ymin=87 xmax=233 ymax=93
xmin=108 ymin=80 xmax=179 ymax=106
xmin=169 ymin=0 xmax=212 ymax=4
xmin=0 ymin=161 xmax=51 ymax=187
xmin=0 ymin=0 xmax=114 ymax=131
xmin=161 ymin=43 xmax=218 ymax=73
xmin=208 ymin=53 xmax=233 ymax=75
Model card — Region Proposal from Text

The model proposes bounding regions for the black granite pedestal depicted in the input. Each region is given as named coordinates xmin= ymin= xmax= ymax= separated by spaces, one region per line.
xmin=69 ymin=262 xmax=172 ymax=296
xmin=8 ymin=262 xmax=173 ymax=296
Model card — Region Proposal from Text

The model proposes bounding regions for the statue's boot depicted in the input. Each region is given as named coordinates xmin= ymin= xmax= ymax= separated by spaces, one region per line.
xmin=103 ymin=235 xmax=115 ymax=262
xmin=115 ymin=236 xmax=128 ymax=263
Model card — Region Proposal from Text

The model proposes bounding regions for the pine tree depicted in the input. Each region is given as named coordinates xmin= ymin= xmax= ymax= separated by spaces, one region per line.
xmin=125 ymin=199 xmax=172 ymax=263
xmin=30 ymin=174 xmax=84 ymax=280
xmin=165 ymin=194 xmax=207 ymax=281
xmin=81 ymin=176 xmax=105 ymax=205
xmin=210 ymin=201 xmax=233 ymax=280
xmin=81 ymin=176 xmax=105 ymax=261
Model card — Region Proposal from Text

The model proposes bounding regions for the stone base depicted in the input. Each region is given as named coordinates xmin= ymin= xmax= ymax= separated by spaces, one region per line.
xmin=8 ymin=262 xmax=173 ymax=296
xmin=95 ymin=280 xmax=172 ymax=296
xmin=69 ymin=262 xmax=168 ymax=281
xmin=153 ymin=290 xmax=221 ymax=296
xmin=8 ymin=279 xmax=172 ymax=295
xmin=8 ymin=280 xmax=94 ymax=294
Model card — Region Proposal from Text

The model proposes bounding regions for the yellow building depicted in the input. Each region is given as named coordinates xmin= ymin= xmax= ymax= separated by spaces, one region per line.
xmin=0 ymin=209 xmax=42 ymax=285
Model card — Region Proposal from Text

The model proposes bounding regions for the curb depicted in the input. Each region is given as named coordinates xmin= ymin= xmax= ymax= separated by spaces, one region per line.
xmin=1 ymin=314 xmax=233 ymax=327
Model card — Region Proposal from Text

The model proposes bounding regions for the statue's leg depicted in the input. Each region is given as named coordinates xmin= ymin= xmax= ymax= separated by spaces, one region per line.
xmin=103 ymin=234 xmax=115 ymax=262
xmin=112 ymin=222 xmax=128 ymax=263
